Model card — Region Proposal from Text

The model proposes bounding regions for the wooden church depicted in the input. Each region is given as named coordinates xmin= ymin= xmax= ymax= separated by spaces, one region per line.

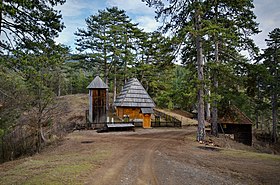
xmin=87 ymin=76 xmax=108 ymax=125
xmin=113 ymin=78 xmax=155 ymax=128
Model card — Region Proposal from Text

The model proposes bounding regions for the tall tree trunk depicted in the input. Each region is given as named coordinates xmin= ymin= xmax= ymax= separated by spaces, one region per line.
xmin=112 ymin=36 xmax=117 ymax=102
xmin=271 ymin=90 xmax=278 ymax=143
xmin=256 ymin=110 xmax=259 ymax=129
xmin=124 ymin=30 xmax=128 ymax=84
xmin=205 ymin=66 xmax=211 ymax=121
xmin=205 ymin=89 xmax=211 ymax=121
xmin=124 ymin=60 xmax=127 ymax=84
xmin=261 ymin=112 xmax=264 ymax=131
xmin=104 ymin=48 xmax=109 ymax=110
xmin=195 ymin=5 xmax=205 ymax=141
xmin=256 ymin=78 xmax=260 ymax=129
xmin=211 ymin=1 xmax=219 ymax=137
xmin=211 ymin=40 xmax=219 ymax=137
xmin=113 ymin=61 xmax=117 ymax=102
xmin=271 ymin=41 xmax=278 ymax=143
xmin=204 ymin=53 xmax=210 ymax=121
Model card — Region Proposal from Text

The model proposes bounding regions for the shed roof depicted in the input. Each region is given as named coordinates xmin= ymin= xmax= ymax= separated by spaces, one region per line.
xmin=140 ymin=108 xmax=154 ymax=114
xmin=87 ymin=76 xmax=108 ymax=89
xmin=113 ymin=78 xmax=155 ymax=108
xmin=218 ymin=105 xmax=253 ymax=125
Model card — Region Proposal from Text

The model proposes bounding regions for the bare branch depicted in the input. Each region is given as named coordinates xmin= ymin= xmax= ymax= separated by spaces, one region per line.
xmin=0 ymin=88 xmax=16 ymax=100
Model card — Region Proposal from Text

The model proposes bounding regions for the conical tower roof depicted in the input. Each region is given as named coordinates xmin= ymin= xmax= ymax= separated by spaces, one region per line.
xmin=114 ymin=78 xmax=155 ymax=108
xmin=87 ymin=76 xmax=108 ymax=89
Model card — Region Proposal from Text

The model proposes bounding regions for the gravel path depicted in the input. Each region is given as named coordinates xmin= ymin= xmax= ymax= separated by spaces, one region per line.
xmin=83 ymin=127 xmax=280 ymax=185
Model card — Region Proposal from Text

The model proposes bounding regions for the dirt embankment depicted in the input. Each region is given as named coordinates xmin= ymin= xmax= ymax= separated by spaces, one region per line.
xmin=155 ymin=108 xmax=211 ymax=127
xmin=54 ymin=93 xmax=88 ymax=128
xmin=0 ymin=94 xmax=89 ymax=163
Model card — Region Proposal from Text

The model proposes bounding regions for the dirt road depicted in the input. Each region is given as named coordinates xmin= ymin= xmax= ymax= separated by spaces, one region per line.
xmin=80 ymin=127 xmax=279 ymax=185
xmin=87 ymin=129 xmax=188 ymax=185
xmin=1 ymin=126 xmax=280 ymax=185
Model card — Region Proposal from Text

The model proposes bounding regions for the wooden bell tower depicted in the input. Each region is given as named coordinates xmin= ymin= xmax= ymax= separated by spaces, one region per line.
xmin=87 ymin=76 xmax=108 ymax=124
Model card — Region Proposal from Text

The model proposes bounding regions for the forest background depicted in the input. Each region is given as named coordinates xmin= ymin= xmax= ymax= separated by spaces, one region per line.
xmin=0 ymin=0 xmax=279 ymax=162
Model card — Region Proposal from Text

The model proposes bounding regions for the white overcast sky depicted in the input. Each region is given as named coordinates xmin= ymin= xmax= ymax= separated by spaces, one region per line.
xmin=55 ymin=0 xmax=280 ymax=54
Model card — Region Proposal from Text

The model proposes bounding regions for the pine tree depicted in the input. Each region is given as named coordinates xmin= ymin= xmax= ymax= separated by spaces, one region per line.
xmin=0 ymin=0 xmax=65 ymax=54
xmin=75 ymin=7 xmax=138 ymax=85
xmin=0 ymin=0 xmax=67 ymax=158
xmin=203 ymin=0 xmax=260 ymax=136
xmin=144 ymin=0 xmax=207 ymax=141
xmin=75 ymin=7 xmax=174 ymax=103
xmin=144 ymin=0 xmax=260 ymax=140
xmin=262 ymin=28 xmax=280 ymax=143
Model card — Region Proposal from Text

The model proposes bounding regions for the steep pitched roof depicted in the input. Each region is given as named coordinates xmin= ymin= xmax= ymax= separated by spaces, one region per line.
xmin=113 ymin=78 xmax=155 ymax=108
xmin=218 ymin=105 xmax=253 ymax=125
xmin=87 ymin=76 xmax=108 ymax=89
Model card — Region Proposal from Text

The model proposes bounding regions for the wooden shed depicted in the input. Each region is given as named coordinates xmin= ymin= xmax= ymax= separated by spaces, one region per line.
xmin=113 ymin=78 xmax=155 ymax=128
xmin=218 ymin=105 xmax=253 ymax=145
xmin=87 ymin=76 xmax=108 ymax=124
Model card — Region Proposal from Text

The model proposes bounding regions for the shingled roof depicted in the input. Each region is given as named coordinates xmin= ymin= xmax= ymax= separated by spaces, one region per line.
xmin=113 ymin=78 xmax=155 ymax=108
xmin=87 ymin=76 xmax=108 ymax=89
xmin=218 ymin=105 xmax=253 ymax=125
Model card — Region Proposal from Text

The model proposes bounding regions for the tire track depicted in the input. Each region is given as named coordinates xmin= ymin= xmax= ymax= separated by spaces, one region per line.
xmin=86 ymin=130 xmax=189 ymax=185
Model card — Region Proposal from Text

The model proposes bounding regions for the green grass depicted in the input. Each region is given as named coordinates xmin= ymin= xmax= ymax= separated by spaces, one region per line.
xmin=0 ymin=150 xmax=111 ymax=185
xmin=24 ymin=163 xmax=92 ymax=185
xmin=220 ymin=149 xmax=280 ymax=161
